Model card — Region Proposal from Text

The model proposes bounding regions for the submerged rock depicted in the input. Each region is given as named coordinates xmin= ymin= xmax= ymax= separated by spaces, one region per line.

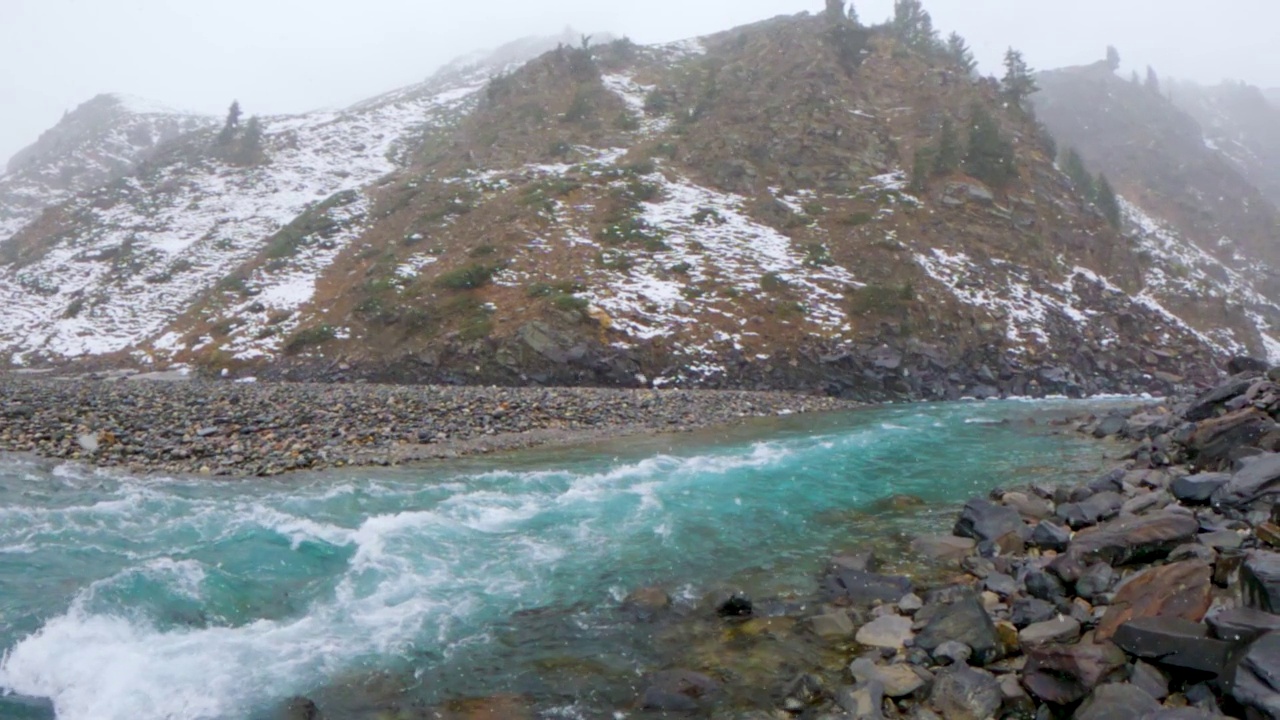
xmin=640 ymin=670 xmax=722 ymax=712
xmin=910 ymin=535 xmax=977 ymax=565
xmin=849 ymin=658 xmax=925 ymax=698
xmin=823 ymin=567 xmax=913 ymax=606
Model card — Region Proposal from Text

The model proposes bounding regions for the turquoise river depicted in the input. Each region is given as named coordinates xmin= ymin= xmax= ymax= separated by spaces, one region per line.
xmin=0 ymin=399 xmax=1136 ymax=720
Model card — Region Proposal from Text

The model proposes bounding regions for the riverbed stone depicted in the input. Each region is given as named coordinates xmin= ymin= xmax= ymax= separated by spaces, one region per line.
xmin=1076 ymin=563 xmax=1116 ymax=602
xmin=1020 ymin=617 xmax=1082 ymax=647
xmin=1011 ymin=597 xmax=1057 ymax=628
xmin=1172 ymin=473 xmax=1231 ymax=504
xmin=1073 ymin=683 xmax=1160 ymax=720
xmin=855 ymin=614 xmax=914 ymax=649
xmin=1130 ymin=660 xmax=1170 ymax=701
xmin=1112 ymin=617 xmax=1241 ymax=674
xmin=1003 ymin=491 xmax=1054 ymax=521
xmin=1022 ymin=642 xmax=1128 ymax=704
xmin=849 ymin=658 xmax=924 ymax=698
xmin=933 ymin=640 xmax=972 ymax=666
xmin=1230 ymin=631 xmax=1280 ymax=720
xmin=835 ymin=680 xmax=885 ymax=719
xmin=915 ymin=591 xmax=1002 ymax=666
xmin=1243 ymin=551 xmax=1280 ymax=612
xmin=910 ymin=535 xmax=977 ymax=565
xmin=1057 ymin=491 xmax=1124 ymax=530
xmin=1096 ymin=560 xmax=1213 ymax=640
xmin=809 ymin=612 xmax=855 ymax=638
xmin=1207 ymin=606 xmax=1280 ymax=643
xmin=1052 ymin=511 xmax=1200 ymax=581
xmin=954 ymin=499 xmax=1026 ymax=544
xmin=928 ymin=666 xmax=1001 ymax=720
xmin=1031 ymin=520 xmax=1072 ymax=551
xmin=640 ymin=670 xmax=722 ymax=712
xmin=823 ymin=568 xmax=914 ymax=606
xmin=1186 ymin=377 xmax=1256 ymax=422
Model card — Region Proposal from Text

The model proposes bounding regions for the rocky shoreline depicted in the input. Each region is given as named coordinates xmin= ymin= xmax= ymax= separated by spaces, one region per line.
xmin=0 ymin=375 xmax=856 ymax=477
xmin=592 ymin=360 xmax=1280 ymax=720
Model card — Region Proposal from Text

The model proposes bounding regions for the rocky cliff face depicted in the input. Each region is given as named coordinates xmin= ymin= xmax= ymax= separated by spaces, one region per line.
xmin=1166 ymin=79 xmax=1280 ymax=209
xmin=0 ymin=14 xmax=1269 ymax=399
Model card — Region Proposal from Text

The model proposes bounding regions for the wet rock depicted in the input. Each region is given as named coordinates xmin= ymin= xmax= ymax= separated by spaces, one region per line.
xmin=899 ymin=593 xmax=924 ymax=614
xmin=1112 ymin=617 xmax=1241 ymax=675
xmin=855 ymin=614 xmax=914 ymax=649
xmin=836 ymin=680 xmax=885 ymax=719
xmin=910 ymin=535 xmax=977 ymax=565
xmin=1229 ymin=632 xmax=1280 ymax=720
xmin=1052 ymin=511 xmax=1200 ymax=581
xmin=954 ymin=499 xmax=1026 ymax=544
xmin=1171 ymin=473 xmax=1231 ymax=504
xmin=717 ymin=594 xmax=753 ymax=618
xmin=831 ymin=550 xmax=880 ymax=573
xmin=982 ymin=572 xmax=1018 ymax=599
xmin=1214 ymin=453 xmax=1280 ymax=509
xmin=809 ymin=612 xmax=855 ymax=638
xmin=1022 ymin=642 xmax=1128 ymax=705
xmin=1031 ymin=520 xmax=1072 ymax=552
xmin=1207 ymin=606 xmax=1280 ymax=643
xmin=1093 ymin=414 xmax=1129 ymax=438
xmin=849 ymin=658 xmax=925 ymax=698
xmin=1002 ymin=491 xmax=1054 ymax=521
xmin=928 ymin=666 xmax=1001 ymax=720
xmin=623 ymin=586 xmax=671 ymax=618
xmin=1096 ymin=560 xmax=1213 ymax=640
xmin=1243 ymin=551 xmax=1280 ymax=613
xmin=933 ymin=640 xmax=973 ymax=666
xmin=1011 ymin=597 xmax=1058 ymax=629
xmin=915 ymin=591 xmax=1002 ymax=666
xmin=281 ymin=697 xmax=324 ymax=720
xmin=1020 ymin=617 xmax=1082 ymax=647
xmin=1057 ymin=491 xmax=1125 ymax=529
xmin=640 ymin=670 xmax=722 ymax=712
xmin=1130 ymin=660 xmax=1170 ymax=702
xmin=1073 ymin=683 xmax=1159 ymax=720
xmin=824 ymin=568 xmax=914 ymax=606
xmin=1025 ymin=568 xmax=1068 ymax=602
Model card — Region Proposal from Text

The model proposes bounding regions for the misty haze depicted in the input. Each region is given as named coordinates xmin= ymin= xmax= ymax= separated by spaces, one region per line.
xmin=2 ymin=1 xmax=1280 ymax=719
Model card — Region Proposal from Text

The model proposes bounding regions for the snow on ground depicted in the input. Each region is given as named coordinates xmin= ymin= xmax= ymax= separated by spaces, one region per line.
xmin=0 ymin=76 xmax=486 ymax=362
xmin=601 ymin=74 xmax=672 ymax=135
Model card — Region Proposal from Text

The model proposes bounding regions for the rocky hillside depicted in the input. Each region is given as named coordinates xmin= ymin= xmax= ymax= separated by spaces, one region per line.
xmin=0 ymin=10 xmax=1272 ymax=398
xmin=1034 ymin=63 xmax=1280 ymax=366
xmin=1166 ymin=79 xmax=1280 ymax=209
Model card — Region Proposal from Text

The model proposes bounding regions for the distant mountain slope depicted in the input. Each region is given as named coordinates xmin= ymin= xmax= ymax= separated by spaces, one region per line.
xmin=1167 ymin=78 xmax=1280 ymax=208
xmin=0 ymin=13 xmax=1267 ymax=397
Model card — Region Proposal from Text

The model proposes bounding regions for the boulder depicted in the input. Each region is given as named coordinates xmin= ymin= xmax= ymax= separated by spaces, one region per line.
xmin=1076 ymin=563 xmax=1116 ymax=602
xmin=836 ymin=680 xmax=885 ymax=719
xmin=1025 ymin=568 xmax=1068 ymax=602
xmin=1011 ymin=597 xmax=1058 ymax=628
xmin=1019 ymin=617 xmax=1082 ymax=647
xmin=1073 ymin=683 xmax=1160 ymax=720
xmin=1214 ymin=453 xmax=1280 ymax=509
xmin=855 ymin=614 xmax=914 ymax=649
xmin=1228 ymin=357 xmax=1271 ymax=375
xmin=1207 ymin=606 xmax=1280 ymax=643
xmin=1243 ymin=551 xmax=1280 ymax=613
xmin=915 ymin=591 xmax=1003 ymax=665
xmin=640 ymin=670 xmax=722 ymax=712
xmin=1096 ymin=560 xmax=1213 ymax=640
xmin=1112 ymin=617 xmax=1241 ymax=675
xmin=1022 ymin=642 xmax=1128 ymax=704
xmin=1002 ymin=491 xmax=1054 ymax=521
xmin=954 ymin=499 xmax=1026 ymax=544
xmin=933 ymin=640 xmax=973 ymax=666
xmin=1031 ymin=520 xmax=1072 ymax=552
xmin=1171 ymin=473 xmax=1231 ymax=504
xmin=1230 ymin=631 xmax=1280 ymax=720
xmin=1187 ymin=409 xmax=1276 ymax=468
xmin=1129 ymin=660 xmax=1170 ymax=701
xmin=1052 ymin=511 xmax=1200 ymax=581
xmin=823 ymin=568 xmax=914 ymax=606
xmin=910 ymin=535 xmax=977 ymax=565
xmin=849 ymin=658 xmax=925 ymax=698
xmin=1057 ymin=491 xmax=1125 ymax=530
xmin=1094 ymin=414 xmax=1129 ymax=438
xmin=1185 ymin=377 xmax=1256 ymax=422
xmin=809 ymin=612 xmax=855 ymax=638
xmin=929 ymin=666 xmax=1002 ymax=720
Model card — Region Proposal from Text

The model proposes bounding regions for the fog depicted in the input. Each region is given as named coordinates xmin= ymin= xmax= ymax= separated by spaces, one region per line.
xmin=3 ymin=0 xmax=1278 ymax=167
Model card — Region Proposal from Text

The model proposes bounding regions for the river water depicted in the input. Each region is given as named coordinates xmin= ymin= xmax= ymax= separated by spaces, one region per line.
xmin=0 ymin=399 xmax=1133 ymax=720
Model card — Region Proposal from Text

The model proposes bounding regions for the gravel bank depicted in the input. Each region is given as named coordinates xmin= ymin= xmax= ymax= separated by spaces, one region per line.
xmin=0 ymin=377 xmax=856 ymax=477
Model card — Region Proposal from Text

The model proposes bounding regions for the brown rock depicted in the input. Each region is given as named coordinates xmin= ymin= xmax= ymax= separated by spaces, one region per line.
xmin=1021 ymin=641 xmax=1128 ymax=704
xmin=1096 ymin=560 xmax=1213 ymax=641
xmin=1051 ymin=511 xmax=1200 ymax=581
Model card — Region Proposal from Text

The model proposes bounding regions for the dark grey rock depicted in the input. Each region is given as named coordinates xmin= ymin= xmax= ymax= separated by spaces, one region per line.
xmin=640 ymin=670 xmax=722 ymax=711
xmin=915 ymin=591 xmax=1002 ymax=666
xmin=1094 ymin=415 xmax=1128 ymax=438
xmin=823 ymin=568 xmax=913 ymax=606
xmin=1186 ymin=377 xmax=1256 ymax=422
xmin=1214 ymin=453 xmax=1280 ymax=509
xmin=1051 ymin=511 xmax=1200 ymax=581
xmin=1076 ymin=563 xmax=1115 ymax=602
xmin=982 ymin=572 xmax=1018 ymax=598
xmin=1228 ymin=357 xmax=1271 ymax=375
xmin=1172 ymin=473 xmax=1232 ymax=504
xmin=1073 ymin=683 xmax=1159 ymax=720
xmin=1022 ymin=642 xmax=1128 ymax=704
xmin=1207 ymin=606 xmax=1280 ymax=644
xmin=1129 ymin=660 xmax=1170 ymax=702
xmin=716 ymin=594 xmax=753 ymax=618
xmin=1057 ymin=491 xmax=1125 ymax=530
xmin=1011 ymin=597 xmax=1058 ymax=628
xmin=1230 ymin=631 xmax=1280 ymax=720
xmin=933 ymin=640 xmax=973 ymax=666
xmin=1031 ymin=520 xmax=1072 ymax=552
xmin=1112 ymin=617 xmax=1241 ymax=675
xmin=1243 ymin=551 xmax=1280 ymax=613
xmin=929 ymin=666 xmax=1001 ymax=720
xmin=1025 ymin=569 xmax=1067 ymax=602
xmin=954 ymin=499 xmax=1026 ymax=544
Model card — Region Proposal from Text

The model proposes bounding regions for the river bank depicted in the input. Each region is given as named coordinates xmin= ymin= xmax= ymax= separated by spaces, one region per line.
xmin=0 ymin=376 xmax=856 ymax=477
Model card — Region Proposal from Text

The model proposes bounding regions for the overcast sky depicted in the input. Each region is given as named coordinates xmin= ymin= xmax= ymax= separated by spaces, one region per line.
xmin=2 ymin=0 xmax=1277 ymax=167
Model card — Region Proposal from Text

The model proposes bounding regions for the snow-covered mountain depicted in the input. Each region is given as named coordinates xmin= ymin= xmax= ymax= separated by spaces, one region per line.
xmin=0 ymin=14 xmax=1275 ymax=398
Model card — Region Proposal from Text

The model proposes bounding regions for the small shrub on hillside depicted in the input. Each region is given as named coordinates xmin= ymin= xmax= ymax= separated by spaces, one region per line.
xmin=803 ymin=243 xmax=835 ymax=267
xmin=760 ymin=272 xmax=790 ymax=292
xmin=644 ymin=89 xmax=671 ymax=115
xmin=615 ymin=112 xmax=641 ymax=131
xmin=564 ymin=89 xmax=595 ymax=123
xmin=436 ymin=263 xmax=503 ymax=290
xmin=848 ymin=283 xmax=916 ymax=315
xmin=285 ymin=324 xmax=336 ymax=353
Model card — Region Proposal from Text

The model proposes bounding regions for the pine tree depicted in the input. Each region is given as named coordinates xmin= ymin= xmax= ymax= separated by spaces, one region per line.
xmin=933 ymin=118 xmax=961 ymax=175
xmin=1061 ymin=148 xmax=1095 ymax=200
xmin=892 ymin=0 xmax=937 ymax=52
xmin=846 ymin=1 xmax=859 ymax=24
xmin=964 ymin=104 xmax=1017 ymax=188
xmin=827 ymin=0 xmax=870 ymax=71
xmin=946 ymin=32 xmax=977 ymax=74
xmin=239 ymin=116 xmax=264 ymax=164
xmin=911 ymin=147 xmax=933 ymax=193
xmin=217 ymin=100 xmax=242 ymax=145
xmin=825 ymin=0 xmax=845 ymax=21
xmin=1001 ymin=48 xmax=1039 ymax=108
xmin=1106 ymin=46 xmax=1121 ymax=72
xmin=1145 ymin=66 xmax=1160 ymax=93
xmin=1095 ymin=173 xmax=1122 ymax=228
